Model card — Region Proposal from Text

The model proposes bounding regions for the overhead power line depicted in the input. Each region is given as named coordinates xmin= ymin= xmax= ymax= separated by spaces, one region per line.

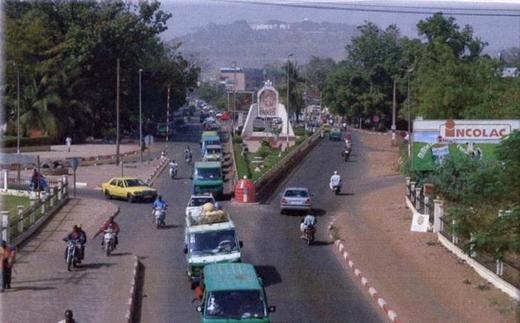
xmin=214 ymin=0 xmax=520 ymax=17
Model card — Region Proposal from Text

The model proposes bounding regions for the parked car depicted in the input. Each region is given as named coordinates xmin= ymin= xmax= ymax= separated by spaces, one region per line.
xmin=101 ymin=177 xmax=157 ymax=203
xmin=280 ymin=187 xmax=312 ymax=214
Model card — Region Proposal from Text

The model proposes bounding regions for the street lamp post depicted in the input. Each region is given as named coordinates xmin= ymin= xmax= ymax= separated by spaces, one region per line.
xmin=407 ymin=67 xmax=414 ymax=171
xmin=232 ymin=61 xmax=237 ymax=135
xmin=138 ymin=68 xmax=143 ymax=162
xmin=391 ymin=78 xmax=397 ymax=146
xmin=14 ymin=63 xmax=20 ymax=154
xmin=286 ymin=53 xmax=294 ymax=147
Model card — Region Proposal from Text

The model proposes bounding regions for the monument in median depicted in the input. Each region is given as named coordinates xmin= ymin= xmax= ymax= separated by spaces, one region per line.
xmin=241 ymin=80 xmax=294 ymax=141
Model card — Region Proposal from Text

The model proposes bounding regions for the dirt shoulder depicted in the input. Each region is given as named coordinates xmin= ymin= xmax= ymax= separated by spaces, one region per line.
xmin=333 ymin=130 xmax=518 ymax=323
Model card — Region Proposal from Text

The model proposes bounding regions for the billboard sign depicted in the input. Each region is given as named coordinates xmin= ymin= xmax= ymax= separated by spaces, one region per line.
xmin=412 ymin=119 xmax=520 ymax=171
xmin=257 ymin=85 xmax=279 ymax=118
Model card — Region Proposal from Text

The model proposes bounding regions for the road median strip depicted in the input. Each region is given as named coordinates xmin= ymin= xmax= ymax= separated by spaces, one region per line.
xmin=329 ymin=221 xmax=400 ymax=323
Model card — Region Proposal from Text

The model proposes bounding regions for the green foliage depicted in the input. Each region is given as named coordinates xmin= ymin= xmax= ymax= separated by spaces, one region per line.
xmin=256 ymin=146 xmax=271 ymax=159
xmin=232 ymin=135 xmax=243 ymax=144
xmin=1 ymin=136 xmax=52 ymax=147
xmin=4 ymin=1 xmax=199 ymax=141
xmin=233 ymin=143 xmax=251 ymax=179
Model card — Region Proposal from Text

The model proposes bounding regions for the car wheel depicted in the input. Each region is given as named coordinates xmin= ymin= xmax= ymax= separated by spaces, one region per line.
xmin=127 ymin=194 xmax=135 ymax=203
xmin=104 ymin=190 xmax=112 ymax=200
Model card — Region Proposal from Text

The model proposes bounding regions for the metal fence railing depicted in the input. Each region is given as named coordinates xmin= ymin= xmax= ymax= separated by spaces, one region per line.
xmin=1 ymin=177 xmax=69 ymax=244
xmin=439 ymin=215 xmax=520 ymax=289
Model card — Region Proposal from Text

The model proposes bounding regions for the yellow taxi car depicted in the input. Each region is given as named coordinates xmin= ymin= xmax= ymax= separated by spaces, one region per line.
xmin=320 ymin=123 xmax=331 ymax=133
xmin=101 ymin=177 xmax=157 ymax=203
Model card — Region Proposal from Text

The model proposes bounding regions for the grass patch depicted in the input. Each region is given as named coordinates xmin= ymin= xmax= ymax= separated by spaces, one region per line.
xmin=233 ymin=143 xmax=252 ymax=179
xmin=0 ymin=195 xmax=30 ymax=222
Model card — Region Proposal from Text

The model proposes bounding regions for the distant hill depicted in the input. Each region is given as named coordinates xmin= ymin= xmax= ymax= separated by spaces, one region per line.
xmin=170 ymin=20 xmax=358 ymax=79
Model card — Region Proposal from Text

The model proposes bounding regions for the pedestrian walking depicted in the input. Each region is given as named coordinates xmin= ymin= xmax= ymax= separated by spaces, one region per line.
xmin=65 ymin=136 xmax=72 ymax=152
xmin=0 ymin=240 xmax=16 ymax=292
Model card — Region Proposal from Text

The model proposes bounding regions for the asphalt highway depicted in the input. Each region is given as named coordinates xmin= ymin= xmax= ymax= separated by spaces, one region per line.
xmin=78 ymin=124 xmax=385 ymax=322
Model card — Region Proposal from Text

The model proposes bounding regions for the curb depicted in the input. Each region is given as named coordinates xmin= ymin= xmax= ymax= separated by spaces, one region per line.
xmin=350 ymin=128 xmax=390 ymax=136
xmin=125 ymin=255 xmax=140 ymax=323
xmin=329 ymin=222 xmax=400 ymax=323
xmin=145 ymin=157 xmax=169 ymax=186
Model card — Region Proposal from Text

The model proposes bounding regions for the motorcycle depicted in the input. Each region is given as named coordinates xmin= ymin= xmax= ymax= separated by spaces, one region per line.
xmin=330 ymin=182 xmax=341 ymax=195
xmin=185 ymin=153 xmax=192 ymax=164
xmin=169 ymin=166 xmax=177 ymax=179
xmin=342 ymin=148 xmax=351 ymax=162
xmin=303 ymin=226 xmax=315 ymax=246
xmin=153 ymin=207 xmax=166 ymax=229
xmin=103 ymin=228 xmax=116 ymax=256
xmin=65 ymin=240 xmax=81 ymax=271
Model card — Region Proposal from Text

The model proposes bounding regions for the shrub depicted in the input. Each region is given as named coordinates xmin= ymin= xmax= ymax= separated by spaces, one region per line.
xmin=1 ymin=136 xmax=52 ymax=147
xmin=232 ymin=136 xmax=243 ymax=144
xmin=256 ymin=146 xmax=271 ymax=158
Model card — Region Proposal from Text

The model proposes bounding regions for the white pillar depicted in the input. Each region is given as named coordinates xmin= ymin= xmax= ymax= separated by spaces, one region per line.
xmin=415 ymin=187 xmax=422 ymax=210
xmin=62 ymin=175 xmax=68 ymax=196
xmin=433 ymin=199 xmax=444 ymax=233
xmin=1 ymin=211 xmax=10 ymax=243
xmin=58 ymin=180 xmax=63 ymax=200
xmin=40 ymin=193 xmax=46 ymax=215
xmin=3 ymin=170 xmax=7 ymax=191
xmin=29 ymin=195 xmax=37 ymax=224
xmin=50 ymin=187 xmax=55 ymax=207
xmin=17 ymin=205 xmax=24 ymax=233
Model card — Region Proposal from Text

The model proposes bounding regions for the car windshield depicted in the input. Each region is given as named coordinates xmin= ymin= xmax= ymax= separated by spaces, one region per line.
xmin=189 ymin=197 xmax=214 ymax=207
xmin=206 ymin=148 xmax=221 ymax=154
xmin=284 ymin=190 xmax=309 ymax=198
xmin=205 ymin=290 xmax=266 ymax=319
xmin=124 ymin=179 xmax=147 ymax=187
xmin=189 ymin=230 xmax=237 ymax=255
xmin=194 ymin=167 xmax=221 ymax=180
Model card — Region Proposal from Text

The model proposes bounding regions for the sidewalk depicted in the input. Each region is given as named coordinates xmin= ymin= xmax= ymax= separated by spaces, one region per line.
xmin=0 ymin=198 xmax=135 ymax=323
xmin=21 ymin=144 xmax=139 ymax=159
xmin=333 ymin=132 xmax=518 ymax=323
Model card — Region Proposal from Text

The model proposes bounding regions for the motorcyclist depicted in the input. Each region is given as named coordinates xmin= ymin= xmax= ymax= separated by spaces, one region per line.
xmin=63 ymin=225 xmax=84 ymax=262
xmin=300 ymin=214 xmax=317 ymax=237
xmin=169 ymin=159 xmax=178 ymax=178
xmin=93 ymin=216 xmax=120 ymax=248
xmin=329 ymin=171 xmax=341 ymax=190
xmin=77 ymin=225 xmax=87 ymax=260
xmin=152 ymin=195 xmax=168 ymax=226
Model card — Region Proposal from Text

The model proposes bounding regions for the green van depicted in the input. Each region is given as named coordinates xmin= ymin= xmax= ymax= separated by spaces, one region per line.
xmin=201 ymin=131 xmax=221 ymax=152
xmin=196 ymin=263 xmax=276 ymax=322
xmin=193 ymin=161 xmax=224 ymax=198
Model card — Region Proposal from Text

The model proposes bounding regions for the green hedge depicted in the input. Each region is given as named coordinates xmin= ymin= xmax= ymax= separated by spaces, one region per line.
xmin=1 ymin=136 xmax=52 ymax=147
xmin=233 ymin=143 xmax=252 ymax=179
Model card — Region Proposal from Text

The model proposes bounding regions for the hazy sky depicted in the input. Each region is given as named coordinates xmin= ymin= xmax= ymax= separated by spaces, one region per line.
xmin=160 ymin=0 xmax=520 ymax=54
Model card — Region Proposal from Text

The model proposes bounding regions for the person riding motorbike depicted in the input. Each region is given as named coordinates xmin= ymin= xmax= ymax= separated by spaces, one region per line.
xmin=93 ymin=216 xmax=120 ymax=248
xmin=76 ymin=225 xmax=87 ymax=260
xmin=329 ymin=171 xmax=341 ymax=191
xmin=63 ymin=225 xmax=85 ymax=263
xmin=169 ymin=159 xmax=178 ymax=178
xmin=300 ymin=214 xmax=317 ymax=235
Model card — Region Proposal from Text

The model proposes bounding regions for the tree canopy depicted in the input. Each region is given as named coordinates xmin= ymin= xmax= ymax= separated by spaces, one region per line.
xmin=4 ymin=0 xmax=199 ymax=141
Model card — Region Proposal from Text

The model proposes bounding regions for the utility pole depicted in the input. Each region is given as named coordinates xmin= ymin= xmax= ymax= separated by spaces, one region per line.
xmin=232 ymin=61 xmax=237 ymax=135
xmin=391 ymin=78 xmax=397 ymax=146
xmin=166 ymin=86 xmax=170 ymax=142
xmin=15 ymin=63 xmax=20 ymax=154
xmin=116 ymin=58 xmax=120 ymax=165
xmin=139 ymin=68 xmax=143 ymax=163
xmin=286 ymin=53 xmax=294 ymax=147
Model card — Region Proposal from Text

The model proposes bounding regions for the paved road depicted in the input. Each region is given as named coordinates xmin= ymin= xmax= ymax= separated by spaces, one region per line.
xmin=78 ymin=124 xmax=385 ymax=322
